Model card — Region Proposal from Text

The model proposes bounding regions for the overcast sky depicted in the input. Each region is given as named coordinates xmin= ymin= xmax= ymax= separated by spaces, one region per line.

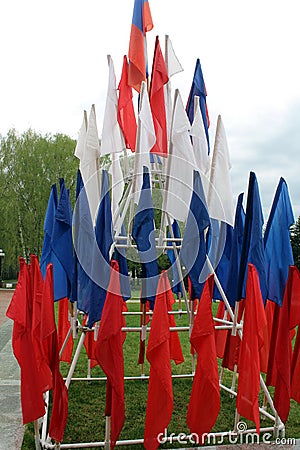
xmin=1 ymin=0 xmax=299 ymax=220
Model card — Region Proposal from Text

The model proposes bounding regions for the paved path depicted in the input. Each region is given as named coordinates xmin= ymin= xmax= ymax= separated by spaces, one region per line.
xmin=0 ymin=289 xmax=24 ymax=450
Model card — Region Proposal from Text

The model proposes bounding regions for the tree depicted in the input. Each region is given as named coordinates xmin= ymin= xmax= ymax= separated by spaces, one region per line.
xmin=0 ymin=129 xmax=78 ymax=278
xmin=291 ymin=216 xmax=300 ymax=270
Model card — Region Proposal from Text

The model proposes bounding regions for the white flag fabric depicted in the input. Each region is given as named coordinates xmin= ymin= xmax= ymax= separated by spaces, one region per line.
xmin=165 ymin=35 xmax=183 ymax=78
xmin=101 ymin=55 xmax=125 ymax=155
xmin=74 ymin=111 xmax=87 ymax=160
xmin=132 ymin=81 xmax=156 ymax=204
xmin=207 ymin=115 xmax=234 ymax=226
xmin=79 ymin=105 xmax=101 ymax=223
xmin=190 ymin=96 xmax=210 ymax=195
xmin=109 ymin=152 xmax=125 ymax=219
xmin=163 ymin=90 xmax=197 ymax=223
xmin=164 ymin=35 xmax=183 ymax=144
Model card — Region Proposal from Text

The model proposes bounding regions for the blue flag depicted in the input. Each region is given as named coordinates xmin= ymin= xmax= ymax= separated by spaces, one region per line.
xmin=264 ymin=177 xmax=294 ymax=306
xmin=186 ymin=58 xmax=210 ymax=153
xmin=132 ymin=166 xmax=159 ymax=309
xmin=40 ymin=183 xmax=58 ymax=274
xmin=87 ymin=170 xmax=114 ymax=328
xmin=180 ymin=170 xmax=210 ymax=299
xmin=237 ymin=172 xmax=267 ymax=303
xmin=71 ymin=169 xmax=96 ymax=314
xmin=225 ymin=193 xmax=245 ymax=306
xmin=166 ymin=220 xmax=182 ymax=296
xmin=213 ymin=222 xmax=234 ymax=301
xmin=51 ymin=178 xmax=73 ymax=297
xmin=40 ymin=182 xmax=72 ymax=301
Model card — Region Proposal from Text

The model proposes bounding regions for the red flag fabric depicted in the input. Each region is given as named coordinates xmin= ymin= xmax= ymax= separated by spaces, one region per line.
xmin=149 ymin=36 xmax=169 ymax=157
xmin=273 ymin=266 xmax=300 ymax=423
xmin=221 ymin=300 xmax=245 ymax=372
xmin=82 ymin=315 xmax=98 ymax=369
xmin=41 ymin=264 xmax=68 ymax=442
xmin=165 ymin=282 xmax=184 ymax=365
xmin=144 ymin=271 xmax=173 ymax=450
xmin=57 ymin=297 xmax=74 ymax=364
xmin=30 ymin=254 xmax=53 ymax=392
xmin=94 ymin=261 xmax=125 ymax=450
xmin=128 ymin=0 xmax=153 ymax=92
xmin=236 ymin=264 xmax=267 ymax=433
xmin=118 ymin=55 xmax=137 ymax=151
xmin=6 ymin=258 xmax=45 ymax=424
xmin=214 ymin=301 xmax=228 ymax=359
xmin=291 ymin=329 xmax=300 ymax=403
xmin=259 ymin=299 xmax=276 ymax=374
xmin=186 ymin=274 xmax=220 ymax=443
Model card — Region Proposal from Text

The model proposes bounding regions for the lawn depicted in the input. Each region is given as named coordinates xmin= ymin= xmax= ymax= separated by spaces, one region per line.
xmin=22 ymin=295 xmax=300 ymax=449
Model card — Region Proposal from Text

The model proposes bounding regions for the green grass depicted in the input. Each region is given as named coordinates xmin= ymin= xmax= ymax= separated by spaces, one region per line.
xmin=22 ymin=298 xmax=300 ymax=449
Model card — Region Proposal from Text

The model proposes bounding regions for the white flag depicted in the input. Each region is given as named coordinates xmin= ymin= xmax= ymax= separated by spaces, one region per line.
xmin=109 ymin=152 xmax=125 ymax=219
xmin=190 ymin=96 xmax=210 ymax=195
xmin=74 ymin=110 xmax=87 ymax=160
xmin=80 ymin=104 xmax=101 ymax=223
xmin=101 ymin=55 xmax=125 ymax=155
xmin=132 ymin=81 xmax=156 ymax=204
xmin=207 ymin=115 xmax=234 ymax=226
xmin=163 ymin=90 xmax=197 ymax=223
xmin=164 ymin=35 xmax=183 ymax=144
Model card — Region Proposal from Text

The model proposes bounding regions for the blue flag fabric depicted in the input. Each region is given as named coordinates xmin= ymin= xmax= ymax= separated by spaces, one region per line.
xmin=226 ymin=193 xmax=246 ymax=306
xmin=180 ymin=170 xmax=210 ymax=299
xmin=213 ymin=222 xmax=233 ymax=301
xmin=87 ymin=170 xmax=114 ymax=328
xmin=51 ymin=178 xmax=73 ymax=297
xmin=186 ymin=58 xmax=210 ymax=153
xmin=166 ymin=220 xmax=182 ymax=295
xmin=71 ymin=169 xmax=95 ymax=314
xmin=264 ymin=177 xmax=294 ymax=306
xmin=237 ymin=172 xmax=267 ymax=303
xmin=113 ymin=223 xmax=131 ymax=301
xmin=40 ymin=183 xmax=58 ymax=274
xmin=40 ymin=182 xmax=72 ymax=301
xmin=132 ymin=166 xmax=159 ymax=309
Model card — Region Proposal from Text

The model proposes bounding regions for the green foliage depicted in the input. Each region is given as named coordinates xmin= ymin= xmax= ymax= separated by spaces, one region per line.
xmin=290 ymin=216 xmax=300 ymax=269
xmin=0 ymin=129 xmax=78 ymax=278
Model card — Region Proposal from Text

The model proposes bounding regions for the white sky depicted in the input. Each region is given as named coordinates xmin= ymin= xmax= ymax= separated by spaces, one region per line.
xmin=1 ymin=0 xmax=299 ymax=219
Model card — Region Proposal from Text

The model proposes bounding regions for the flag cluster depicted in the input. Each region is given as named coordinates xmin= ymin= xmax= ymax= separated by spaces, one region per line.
xmin=6 ymin=257 xmax=68 ymax=442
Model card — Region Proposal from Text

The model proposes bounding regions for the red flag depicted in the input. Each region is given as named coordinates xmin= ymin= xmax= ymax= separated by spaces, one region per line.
xmin=82 ymin=315 xmax=98 ymax=369
xmin=273 ymin=266 xmax=300 ymax=423
xmin=94 ymin=261 xmax=125 ymax=450
xmin=58 ymin=297 xmax=74 ymax=364
xmin=149 ymin=36 xmax=169 ymax=157
xmin=165 ymin=283 xmax=184 ymax=365
xmin=128 ymin=0 xmax=153 ymax=92
xmin=41 ymin=264 xmax=68 ymax=443
xmin=118 ymin=55 xmax=137 ymax=151
xmin=236 ymin=264 xmax=267 ymax=433
xmin=214 ymin=301 xmax=228 ymax=359
xmin=291 ymin=330 xmax=300 ymax=403
xmin=29 ymin=254 xmax=53 ymax=392
xmin=259 ymin=299 xmax=276 ymax=374
xmin=6 ymin=258 xmax=45 ymax=424
xmin=221 ymin=300 xmax=245 ymax=372
xmin=144 ymin=271 xmax=173 ymax=450
xmin=186 ymin=275 xmax=220 ymax=443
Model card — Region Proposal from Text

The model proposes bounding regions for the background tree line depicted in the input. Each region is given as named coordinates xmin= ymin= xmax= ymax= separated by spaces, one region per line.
xmin=0 ymin=129 xmax=78 ymax=279
xmin=0 ymin=128 xmax=299 ymax=280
